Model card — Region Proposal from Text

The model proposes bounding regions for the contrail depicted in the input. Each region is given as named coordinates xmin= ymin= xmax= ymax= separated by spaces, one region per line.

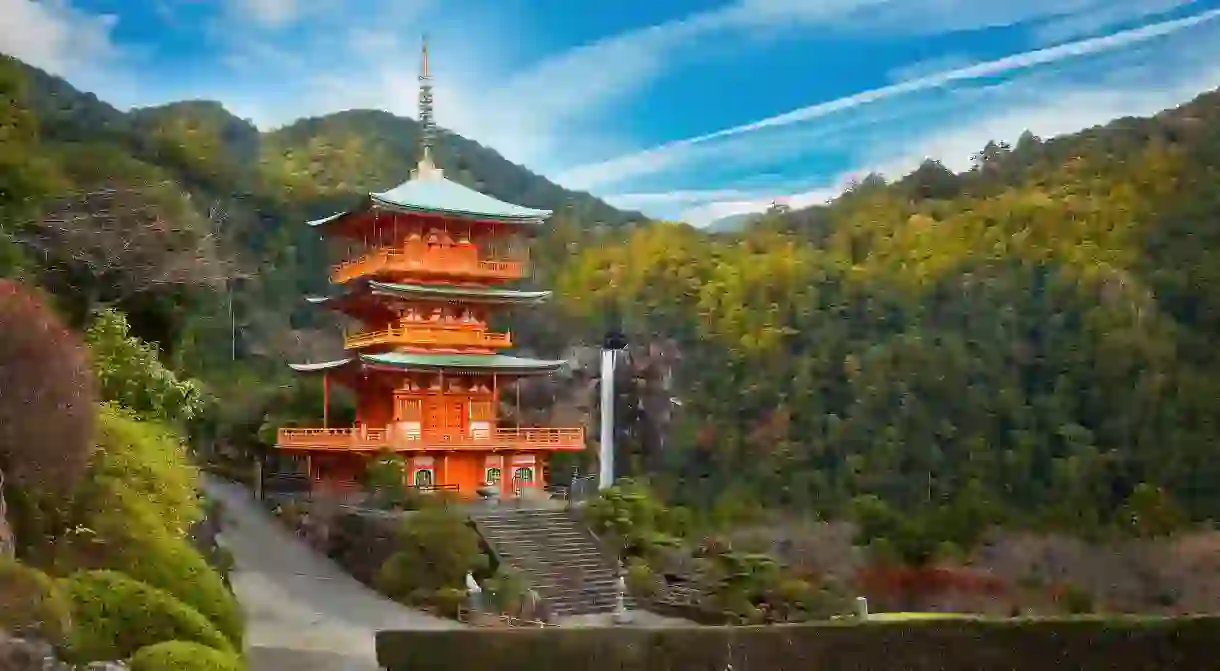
xmin=558 ymin=7 xmax=1220 ymax=189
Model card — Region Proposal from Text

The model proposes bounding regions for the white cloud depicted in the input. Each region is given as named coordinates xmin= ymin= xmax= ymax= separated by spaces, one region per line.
xmin=558 ymin=7 xmax=1220 ymax=192
xmin=214 ymin=0 xmax=1209 ymax=180
xmin=0 ymin=0 xmax=120 ymax=77
xmin=1029 ymin=0 xmax=1199 ymax=44
xmin=671 ymin=42 xmax=1220 ymax=227
xmin=235 ymin=0 xmax=300 ymax=27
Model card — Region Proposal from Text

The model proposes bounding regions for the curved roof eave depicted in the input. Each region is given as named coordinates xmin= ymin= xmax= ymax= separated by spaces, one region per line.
xmin=367 ymin=281 xmax=552 ymax=303
xmin=288 ymin=358 xmax=355 ymax=373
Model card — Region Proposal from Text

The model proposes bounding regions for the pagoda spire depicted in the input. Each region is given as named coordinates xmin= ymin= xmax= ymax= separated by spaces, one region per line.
xmin=413 ymin=34 xmax=443 ymax=180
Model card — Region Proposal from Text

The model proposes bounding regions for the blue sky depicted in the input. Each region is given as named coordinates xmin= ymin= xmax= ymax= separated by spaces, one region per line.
xmin=3 ymin=0 xmax=1220 ymax=225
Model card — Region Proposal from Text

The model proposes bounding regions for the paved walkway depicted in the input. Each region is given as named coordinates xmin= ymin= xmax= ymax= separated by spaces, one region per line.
xmin=203 ymin=478 xmax=461 ymax=671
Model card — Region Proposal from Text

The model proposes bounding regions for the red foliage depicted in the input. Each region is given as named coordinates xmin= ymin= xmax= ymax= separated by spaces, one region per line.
xmin=856 ymin=565 xmax=1008 ymax=609
xmin=0 ymin=280 xmax=96 ymax=490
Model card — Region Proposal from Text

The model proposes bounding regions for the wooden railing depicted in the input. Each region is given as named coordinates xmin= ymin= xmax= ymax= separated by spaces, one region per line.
xmin=276 ymin=426 xmax=584 ymax=451
xmin=276 ymin=427 xmax=388 ymax=449
xmin=344 ymin=324 xmax=511 ymax=350
xmin=331 ymin=248 xmax=527 ymax=283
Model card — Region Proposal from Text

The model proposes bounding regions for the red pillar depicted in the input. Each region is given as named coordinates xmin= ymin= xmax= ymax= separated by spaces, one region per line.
xmin=323 ymin=373 xmax=330 ymax=428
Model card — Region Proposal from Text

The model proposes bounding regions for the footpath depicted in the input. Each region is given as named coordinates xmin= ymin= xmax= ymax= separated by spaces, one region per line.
xmin=202 ymin=478 xmax=461 ymax=671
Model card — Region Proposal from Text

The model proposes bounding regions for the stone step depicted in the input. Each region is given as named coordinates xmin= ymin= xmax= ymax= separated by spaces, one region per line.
xmin=473 ymin=514 xmax=573 ymax=527
xmin=472 ymin=510 xmax=626 ymax=618
xmin=532 ymin=578 xmax=618 ymax=591
xmin=478 ymin=529 xmax=588 ymax=539
xmin=496 ymin=549 xmax=606 ymax=562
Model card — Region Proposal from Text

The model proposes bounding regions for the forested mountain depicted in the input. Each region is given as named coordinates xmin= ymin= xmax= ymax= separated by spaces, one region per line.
xmin=5 ymin=51 xmax=1220 ymax=560
xmin=557 ymin=88 xmax=1220 ymax=553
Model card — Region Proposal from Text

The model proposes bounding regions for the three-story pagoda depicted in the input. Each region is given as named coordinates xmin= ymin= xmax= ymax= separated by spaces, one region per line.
xmin=276 ymin=40 xmax=585 ymax=496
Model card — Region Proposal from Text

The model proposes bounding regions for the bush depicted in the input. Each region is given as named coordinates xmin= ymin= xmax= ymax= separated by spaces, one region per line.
xmin=89 ymin=403 xmax=202 ymax=534
xmin=362 ymin=451 xmax=409 ymax=509
xmin=85 ymin=308 xmax=206 ymax=427
xmin=22 ymin=405 xmax=242 ymax=648
xmin=625 ymin=557 xmax=660 ymax=598
xmin=375 ymin=507 xmax=487 ymax=605
xmin=484 ymin=568 xmax=528 ymax=615
xmin=0 ymin=280 xmax=96 ymax=491
xmin=129 ymin=641 xmax=241 ymax=671
xmin=74 ymin=489 xmax=243 ymax=647
xmin=0 ymin=558 xmax=71 ymax=642
xmin=10 ymin=404 xmax=207 ymax=569
xmin=376 ymin=617 xmax=1220 ymax=671
xmin=429 ymin=587 xmax=468 ymax=619
xmin=60 ymin=570 xmax=233 ymax=664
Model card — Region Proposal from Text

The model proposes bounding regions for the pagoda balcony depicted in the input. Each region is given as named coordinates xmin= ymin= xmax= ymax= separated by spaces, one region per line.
xmin=276 ymin=426 xmax=585 ymax=452
xmin=331 ymin=248 xmax=528 ymax=284
xmin=344 ymin=324 xmax=512 ymax=350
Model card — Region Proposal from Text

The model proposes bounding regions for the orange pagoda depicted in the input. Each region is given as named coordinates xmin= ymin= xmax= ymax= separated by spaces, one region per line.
xmin=275 ymin=41 xmax=585 ymax=496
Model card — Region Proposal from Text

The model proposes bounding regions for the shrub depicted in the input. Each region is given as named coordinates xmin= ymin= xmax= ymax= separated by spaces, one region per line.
xmin=625 ymin=557 xmax=660 ymax=598
xmin=60 ymin=570 xmax=232 ymax=664
xmin=429 ymin=587 xmax=468 ymax=619
xmin=362 ymin=451 xmax=409 ymax=509
xmin=129 ymin=641 xmax=241 ymax=671
xmin=375 ymin=507 xmax=487 ymax=605
xmin=27 ymin=405 xmax=242 ymax=648
xmin=484 ymin=568 xmax=528 ymax=615
xmin=89 ymin=403 xmax=202 ymax=534
xmin=0 ymin=558 xmax=71 ymax=642
xmin=85 ymin=308 xmax=206 ymax=427
xmin=66 ymin=486 xmax=243 ymax=648
xmin=0 ymin=280 xmax=96 ymax=491
xmin=1056 ymin=583 xmax=1096 ymax=615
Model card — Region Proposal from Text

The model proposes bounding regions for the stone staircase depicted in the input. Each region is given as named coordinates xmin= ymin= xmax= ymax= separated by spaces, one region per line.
xmin=471 ymin=509 xmax=628 ymax=618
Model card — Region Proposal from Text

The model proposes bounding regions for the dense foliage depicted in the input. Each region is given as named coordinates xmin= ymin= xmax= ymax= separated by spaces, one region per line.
xmin=86 ymin=308 xmax=206 ymax=426
xmin=59 ymin=570 xmax=234 ymax=663
xmin=129 ymin=640 xmax=243 ymax=671
xmin=0 ymin=280 xmax=96 ymax=491
xmin=558 ymin=101 xmax=1220 ymax=550
xmin=0 ymin=558 xmax=71 ymax=642
xmin=5 ymin=49 xmax=1220 ymax=567
xmin=376 ymin=507 xmax=488 ymax=615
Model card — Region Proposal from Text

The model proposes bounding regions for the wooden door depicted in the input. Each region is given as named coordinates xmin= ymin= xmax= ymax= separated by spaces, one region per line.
xmin=445 ymin=399 xmax=466 ymax=436
xmin=423 ymin=396 xmax=444 ymax=436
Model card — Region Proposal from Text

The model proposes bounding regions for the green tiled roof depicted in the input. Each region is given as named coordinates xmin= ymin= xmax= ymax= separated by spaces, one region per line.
xmin=304 ymin=281 xmax=551 ymax=308
xmin=371 ymin=177 xmax=550 ymax=222
xmin=305 ymin=173 xmax=550 ymax=228
xmin=287 ymin=352 xmax=565 ymax=375
xmin=370 ymin=281 xmax=550 ymax=303
xmin=363 ymin=351 xmax=565 ymax=372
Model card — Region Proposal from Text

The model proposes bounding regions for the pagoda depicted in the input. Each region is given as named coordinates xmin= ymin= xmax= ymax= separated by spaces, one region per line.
xmin=276 ymin=40 xmax=585 ymax=496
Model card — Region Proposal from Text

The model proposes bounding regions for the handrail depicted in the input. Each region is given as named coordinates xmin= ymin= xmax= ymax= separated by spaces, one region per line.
xmin=276 ymin=426 xmax=585 ymax=451
xmin=330 ymin=247 xmax=528 ymax=283
xmin=344 ymin=324 xmax=512 ymax=349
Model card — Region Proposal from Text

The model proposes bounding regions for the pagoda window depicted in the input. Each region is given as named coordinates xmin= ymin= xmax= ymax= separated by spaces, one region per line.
xmin=513 ymin=467 xmax=535 ymax=485
xmin=414 ymin=468 xmax=434 ymax=488
xmin=485 ymin=467 xmax=501 ymax=485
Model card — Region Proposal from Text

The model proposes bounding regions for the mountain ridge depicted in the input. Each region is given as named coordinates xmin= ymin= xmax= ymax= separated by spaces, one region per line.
xmin=6 ymin=56 xmax=641 ymax=225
